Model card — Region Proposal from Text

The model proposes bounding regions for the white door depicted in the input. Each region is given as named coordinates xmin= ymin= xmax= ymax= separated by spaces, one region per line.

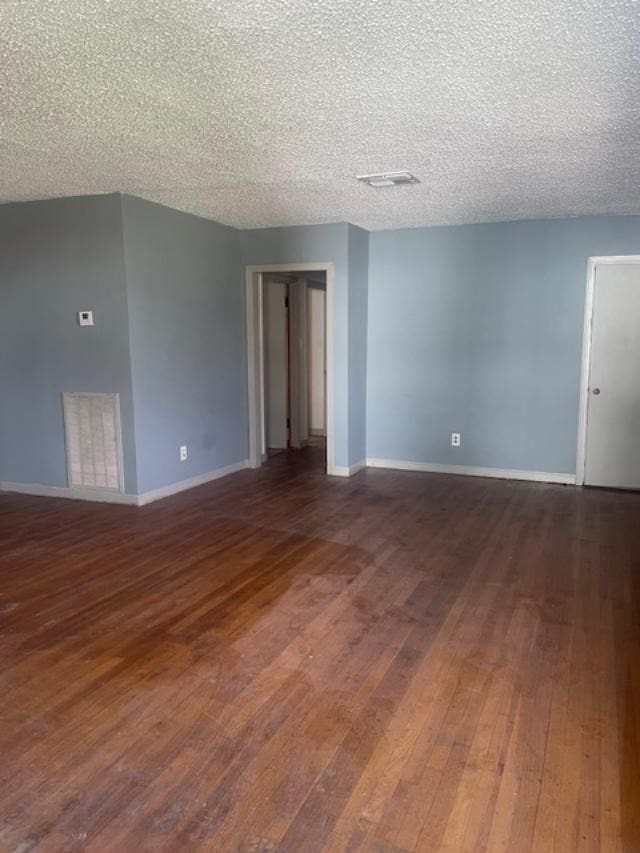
xmin=263 ymin=281 xmax=288 ymax=449
xmin=584 ymin=262 xmax=640 ymax=489
xmin=288 ymin=278 xmax=309 ymax=449
xmin=308 ymin=287 xmax=326 ymax=435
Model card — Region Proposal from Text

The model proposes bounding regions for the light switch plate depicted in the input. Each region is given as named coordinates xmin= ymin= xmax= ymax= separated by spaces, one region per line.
xmin=78 ymin=310 xmax=94 ymax=326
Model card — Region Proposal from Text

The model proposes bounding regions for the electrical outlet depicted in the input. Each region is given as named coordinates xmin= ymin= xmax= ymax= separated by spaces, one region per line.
xmin=179 ymin=445 xmax=188 ymax=462
xmin=451 ymin=432 xmax=461 ymax=447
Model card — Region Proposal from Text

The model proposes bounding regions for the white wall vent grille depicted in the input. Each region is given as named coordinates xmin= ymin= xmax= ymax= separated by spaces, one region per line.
xmin=62 ymin=393 xmax=124 ymax=492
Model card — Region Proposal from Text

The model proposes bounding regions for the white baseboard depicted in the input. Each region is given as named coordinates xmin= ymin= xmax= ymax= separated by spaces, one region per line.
xmin=331 ymin=459 xmax=367 ymax=478
xmin=0 ymin=481 xmax=138 ymax=505
xmin=0 ymin=459 xmax=251 ymax=507
xmin=365 ymin=458 xmax=576 ymax=485
xmin=2 ymin=458 xmax=574 ymax=509
xmin=136 ymin=459 xmax=250 ymax=506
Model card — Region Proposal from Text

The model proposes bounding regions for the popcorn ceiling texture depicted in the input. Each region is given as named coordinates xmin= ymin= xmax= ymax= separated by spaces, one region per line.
xmin=1 ymin=0 xmax=639 ymax=230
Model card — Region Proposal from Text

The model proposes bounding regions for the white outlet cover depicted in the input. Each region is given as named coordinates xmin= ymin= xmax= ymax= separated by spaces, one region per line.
xmin=78 ymin=310 xmax=94 ymax=326
xmin=180 ymin=445 xmax=188 ymax=461
xmin=451 ymin=432 xmax=461 ymax=447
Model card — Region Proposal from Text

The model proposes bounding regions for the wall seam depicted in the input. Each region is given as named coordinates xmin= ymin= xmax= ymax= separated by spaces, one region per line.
xmin=118 ymin=193 xmax=140 ymax=495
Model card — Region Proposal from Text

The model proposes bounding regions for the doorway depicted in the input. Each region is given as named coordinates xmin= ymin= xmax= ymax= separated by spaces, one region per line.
xmin=245 ymin=263 xmax=336 ymax=474
xmin=577 ymin=256 xmax=640 ymax=488
xmin=262 ymin=273 xmax=326 ymax=456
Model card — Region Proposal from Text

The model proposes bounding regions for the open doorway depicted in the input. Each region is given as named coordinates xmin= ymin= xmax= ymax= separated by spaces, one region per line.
xmin=245 ymin=263 xmax=336 ymax=474
xmin=262 ymin=272 xmax=326 ymax=458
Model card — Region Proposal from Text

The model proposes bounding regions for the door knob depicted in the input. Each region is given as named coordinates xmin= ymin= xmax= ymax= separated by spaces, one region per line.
xmin=592 ymin=387 xmax=601 ymax=395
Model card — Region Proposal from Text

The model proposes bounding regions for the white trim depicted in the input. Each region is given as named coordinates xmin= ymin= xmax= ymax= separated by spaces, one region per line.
xmin=245 ymin=263 xmax=336 ymax=475
xmin=365 ymin=458 xmax=575 ymax=485
xmin=135 ymin=459 xmax=250 ymax=506
xmin=579 ymin=256 xmax=640 ymax=265
xmin=258 ymin=274 xmax=266 ymax=458
xmin=1 ymin=459 xmax=250 ymax=507
xmin=246 ymin=270 xmax=258 ymax=468
xmin=325 ymin=267 xmax=335 ymax=475
xmin=0 ymin=481 xmax=138 ymax=504
xmin=331 ymin=459 xmax=366 ymax=478
xmin=576 ymin=256 xmax=640 ymax=485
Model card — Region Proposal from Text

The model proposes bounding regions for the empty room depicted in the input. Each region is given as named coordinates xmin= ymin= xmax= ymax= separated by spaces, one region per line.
xmin=1 ymin=1 xmax=639 ymax=851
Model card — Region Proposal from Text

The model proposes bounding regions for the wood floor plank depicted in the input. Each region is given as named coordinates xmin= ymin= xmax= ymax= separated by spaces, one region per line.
xmin=1 ymin=445 xmax=638 ymax=851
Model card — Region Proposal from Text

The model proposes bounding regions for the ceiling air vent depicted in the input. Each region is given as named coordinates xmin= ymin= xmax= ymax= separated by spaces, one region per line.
xmin=356 ymin=171 xmax=420 ymax=188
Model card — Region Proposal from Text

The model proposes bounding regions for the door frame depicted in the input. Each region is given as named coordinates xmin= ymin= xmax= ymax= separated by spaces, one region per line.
xmin=287 ymin=278 xmax=309 ymax=450
xmin=576 ymin=255 xmax=640 ymax=485
xmin=245 ymin=262 xmax=336 ymax=475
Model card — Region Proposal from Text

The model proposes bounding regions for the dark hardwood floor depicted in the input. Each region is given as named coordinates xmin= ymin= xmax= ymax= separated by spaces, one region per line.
xmin=1 ymin=446 xmax=639 ymax=851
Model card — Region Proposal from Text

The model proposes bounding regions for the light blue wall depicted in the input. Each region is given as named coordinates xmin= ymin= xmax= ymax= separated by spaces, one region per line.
xmin=0 ymin=194 xmax=137 ymax=491
xmin=367 ymin=215 xmax=640 ymax=474
xmin=348 ymin=225 xmax=369 ymax=465
xmin=121 ymin=195 xmax=246 ymax=494
xmin=241 ymin=224 xmax=354 ymax=468
xmin=0 ymin=198 xmax=363 ymax=496
xmin=7 ymin=194 xmax=634 ymax=495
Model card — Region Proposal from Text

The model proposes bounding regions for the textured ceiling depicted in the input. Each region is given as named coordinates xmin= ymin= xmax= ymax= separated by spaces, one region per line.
xmin=1 ymin=0 xmax=639 ymax=230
